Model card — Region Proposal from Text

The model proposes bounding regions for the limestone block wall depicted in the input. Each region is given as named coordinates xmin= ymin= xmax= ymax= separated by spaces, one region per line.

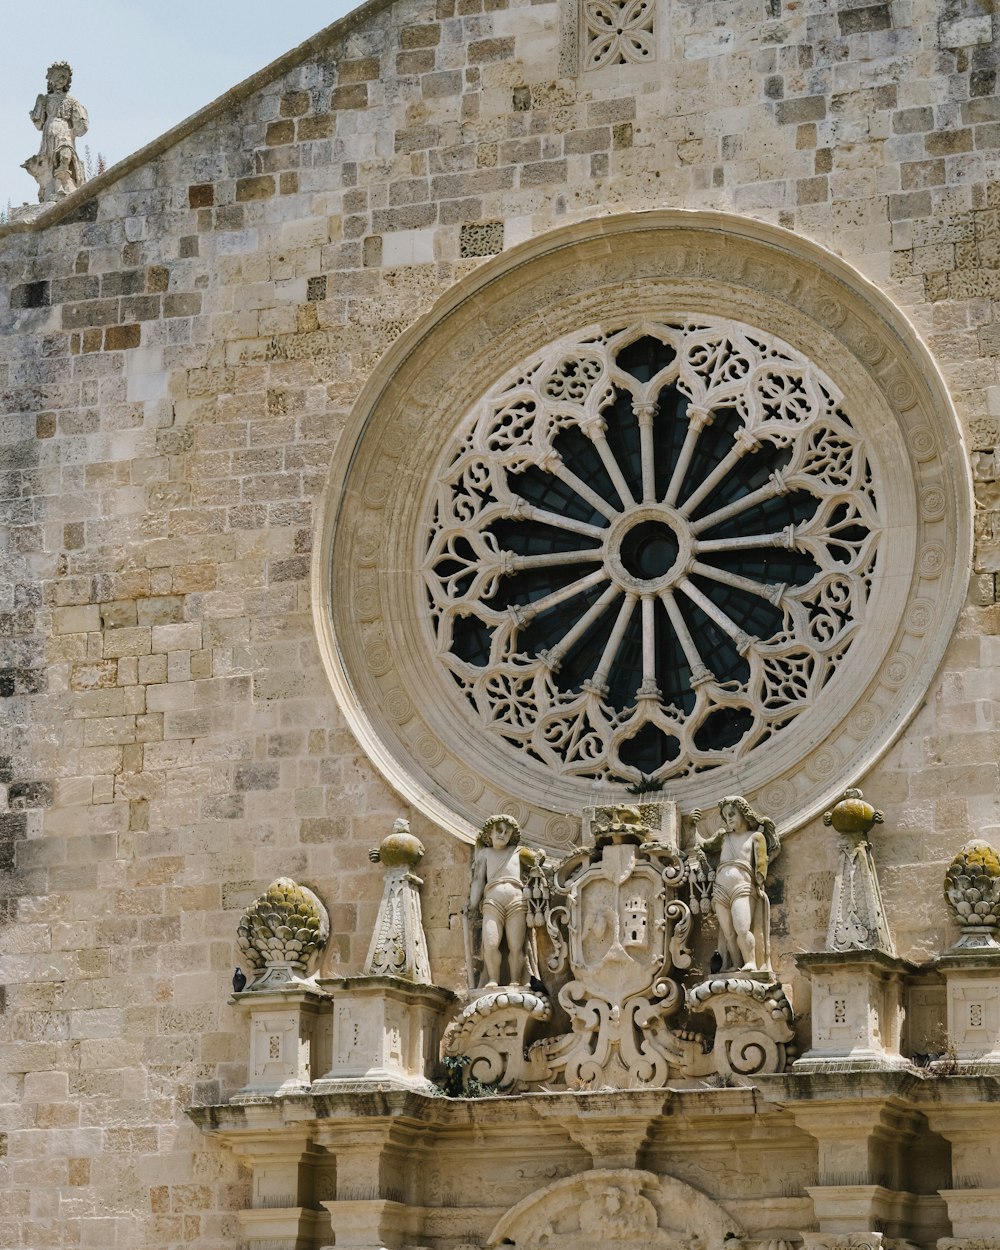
xmin=0 ymin=0 xmax=998 ymax=1244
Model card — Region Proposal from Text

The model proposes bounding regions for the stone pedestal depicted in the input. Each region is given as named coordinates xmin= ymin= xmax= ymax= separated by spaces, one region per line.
xmin=318 ymin=1198 xmax=414 ymax=1250
xmin=936 ymin=951 xmax=1000 ymax=1064
xmin=238 ymin=1205 xmax=329 ymax=1250
xmin=312 ymin=976 xmax=454 ymax=1092
xmin=804 ymin=1184 xmax=916 ymax=1237
xmin=231 ymin=985 xmax=327 ymax=1101
xmin=936 ymin=1189 xmax=1000 ymax=1240
xmin=793 ymin=951 xmax=913 ymax=1070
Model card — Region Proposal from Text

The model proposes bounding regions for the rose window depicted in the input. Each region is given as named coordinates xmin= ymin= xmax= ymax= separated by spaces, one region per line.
xmin=423 ymin=319 xmax=881 ymax=784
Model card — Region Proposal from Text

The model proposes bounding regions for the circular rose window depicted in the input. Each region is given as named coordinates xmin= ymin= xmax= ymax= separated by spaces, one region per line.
xmin=316 ymin=213 xmax=971 ymax=850
xmin=424 ymin=319 xmax=879 ymax=785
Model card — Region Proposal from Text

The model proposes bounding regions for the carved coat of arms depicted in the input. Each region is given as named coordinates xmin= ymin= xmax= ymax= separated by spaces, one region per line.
xmin=531 ymin=805 xmax=704 ymax=1088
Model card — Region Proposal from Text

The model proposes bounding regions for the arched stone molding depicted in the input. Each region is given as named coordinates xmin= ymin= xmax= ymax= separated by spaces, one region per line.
xmin=314 ymin=210 xmax=972 ymax=852
xmin=484 ymin=1167 xmax=745 ymax=1248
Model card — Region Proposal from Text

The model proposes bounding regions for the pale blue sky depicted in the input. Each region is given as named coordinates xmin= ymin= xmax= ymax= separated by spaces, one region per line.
xmin=2 ymin=2 xmax=359 ymax=208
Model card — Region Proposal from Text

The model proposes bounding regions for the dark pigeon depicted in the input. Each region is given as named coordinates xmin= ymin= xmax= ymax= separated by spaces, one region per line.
xmin=232 ymin=967 xmax=247 ymax=992
xmin=709 ymin=950 xmax=724 ymax=975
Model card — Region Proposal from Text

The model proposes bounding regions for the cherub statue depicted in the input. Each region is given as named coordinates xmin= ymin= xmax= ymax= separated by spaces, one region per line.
xmin=23 ymin=62 xmax=89 ymax=203
xmin=691 ymin=795 xmax=780 ymax=974
xmin=467 ymin=814 xmax=545 ymax=990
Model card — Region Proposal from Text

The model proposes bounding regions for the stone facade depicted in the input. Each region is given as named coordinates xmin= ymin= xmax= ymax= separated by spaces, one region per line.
xmin=1 ymin=0 xmax=1000 ymax=1247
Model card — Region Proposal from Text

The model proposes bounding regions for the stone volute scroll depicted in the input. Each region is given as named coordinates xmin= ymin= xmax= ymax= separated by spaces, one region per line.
xmin=364 ymin=817 xmax=432 ymax=982
xmin=23 ymin=62 xmax=89 ymax=203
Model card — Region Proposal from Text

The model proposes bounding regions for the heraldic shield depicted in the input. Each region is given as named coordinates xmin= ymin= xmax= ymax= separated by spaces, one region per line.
xmin=532 ymin=805 xmax=707 ymax=1089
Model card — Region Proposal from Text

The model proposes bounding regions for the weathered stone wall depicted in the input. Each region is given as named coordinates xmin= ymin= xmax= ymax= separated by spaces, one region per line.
xmin=1 ymin=0 xmax=998 ymax=1244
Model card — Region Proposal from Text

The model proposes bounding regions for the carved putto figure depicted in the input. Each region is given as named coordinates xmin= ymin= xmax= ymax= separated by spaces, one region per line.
xmin=468 ymin=814 xmax=544 ymax=989
xmin=23 ymin=62 xmax=89 ymax=202
xmin=692 ymin=795 xmax=780 ymax=974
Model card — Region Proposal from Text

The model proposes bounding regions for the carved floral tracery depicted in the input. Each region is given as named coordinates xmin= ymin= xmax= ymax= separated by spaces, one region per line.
xmin=424 ymin=319 xmax=880 ymax=787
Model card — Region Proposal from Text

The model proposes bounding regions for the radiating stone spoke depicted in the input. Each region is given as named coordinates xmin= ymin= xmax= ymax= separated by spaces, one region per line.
xmin=550 ymin=462 xmax=621 ymax=523
xmin=695 ymin=528 xmax=796 ymax=554
xmin=688 ymin=474 xmax=787 ymax=536
xmin=680 ymin=430 xmax=759 ymax=518
xmin=540 ymin=582 xmax=622 ymax=670
xmin=688 ymin=560 xmax=785 ymax=606
xmin=591 ymin=428 xmax=637 ymax=510
xmin=517 ymin=568 xmax=609 ymax=621
xmin=676 ymin=575 xmax=752 ymax=648
xmin=638 ymin=594 xmax=658 ymax=695
xmin=509 ymin=501 xmax=607 ymax=541
xmin=662 ymin=406 xmax=711 ymax=507
xmin=634 ymin=402 xmax=657 ymax=502
xmin=506 ymin=549 xmax=604 ymax=572
xmin=659 ymin=590 xmax=712 ymax=685
xmin=591 ymin=592 xmax=638 ymax=691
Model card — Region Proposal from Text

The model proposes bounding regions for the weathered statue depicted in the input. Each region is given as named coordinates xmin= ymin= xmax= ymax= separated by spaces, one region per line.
xmin=23 ymin=62 xmax=89 ymax=202
xmin=467 ymin=814 xmax=544 ymax=989
xmin=692 ymin=795 xmax=780 ymax=974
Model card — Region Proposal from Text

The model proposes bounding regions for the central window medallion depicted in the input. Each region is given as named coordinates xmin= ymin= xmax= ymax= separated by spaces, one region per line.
xmin=423 ymin=319 xmax=882 ymax=785
xmin=610 ymin=509 xmax=686 ymax=590
xmin=618 ymin=518 xmax=679 ymax=581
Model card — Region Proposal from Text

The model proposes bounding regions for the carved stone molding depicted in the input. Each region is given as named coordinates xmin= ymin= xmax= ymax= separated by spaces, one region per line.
xmin=484 ymin=1167 xmax=745 ymax=1248
xmin=315 ymin=211 xmax=972 ymax=851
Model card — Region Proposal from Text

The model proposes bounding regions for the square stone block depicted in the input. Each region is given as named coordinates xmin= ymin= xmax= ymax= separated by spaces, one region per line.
xmin=312 ymin=976 xmax=454 ymax=1092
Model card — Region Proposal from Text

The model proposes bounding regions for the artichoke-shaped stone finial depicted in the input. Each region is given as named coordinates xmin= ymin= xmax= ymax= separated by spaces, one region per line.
xmin=944 ymin=840 xmax=1000 ymax=951
xmin=237 ymin=877 xmax=330 ymax=990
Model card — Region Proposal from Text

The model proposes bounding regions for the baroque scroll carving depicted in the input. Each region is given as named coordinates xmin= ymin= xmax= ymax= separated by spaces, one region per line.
xmin=444 ymin=801 xmax=791 ymax=1091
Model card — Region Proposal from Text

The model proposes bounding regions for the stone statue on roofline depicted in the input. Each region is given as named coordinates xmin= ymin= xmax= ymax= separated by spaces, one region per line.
xmin=23 ymin=62 xmax=89 ymax=203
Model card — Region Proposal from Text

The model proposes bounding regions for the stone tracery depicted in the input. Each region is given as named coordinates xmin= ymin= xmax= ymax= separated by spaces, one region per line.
xmin=424 ymin=319 xmax=880 ymax=787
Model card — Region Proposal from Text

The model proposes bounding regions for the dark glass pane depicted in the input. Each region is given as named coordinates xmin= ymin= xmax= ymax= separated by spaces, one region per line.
xmin=617 ymin=334 xmax=676 ymax=383
xmin=619 ymin=720 xmax=681 ymax=773
xmin=451 ymin=614 xmax=493 ymax=667
xmin=693 ymin=706 xmax=754 ymax=751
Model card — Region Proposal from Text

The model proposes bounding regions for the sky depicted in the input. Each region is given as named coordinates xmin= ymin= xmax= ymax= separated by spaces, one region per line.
xmin=1 ymin=2 xmax=360 ymax=209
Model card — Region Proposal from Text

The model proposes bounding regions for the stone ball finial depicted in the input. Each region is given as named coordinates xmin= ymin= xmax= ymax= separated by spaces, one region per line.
xmin=236 ymin=877 xmax=330 ymax=987
xmin=370 ymin=818 xmax=425 ymax=867
xmin=822 ymin=787 xmax=884 ymax=836
xmin=944 ymin=840 xmax=1000 ymax=949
